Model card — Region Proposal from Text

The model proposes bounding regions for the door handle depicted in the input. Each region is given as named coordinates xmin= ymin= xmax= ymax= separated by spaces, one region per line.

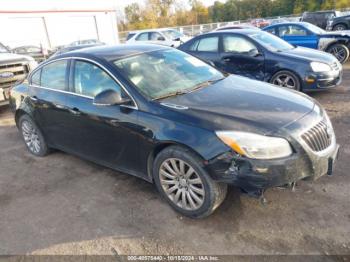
xmin=29 ymin=96 xmax=38 ymax=102
xmin=69 ymin=107 xmax=81 ymax=115
xmin=222 ymin=58 xmax=231 ymax=62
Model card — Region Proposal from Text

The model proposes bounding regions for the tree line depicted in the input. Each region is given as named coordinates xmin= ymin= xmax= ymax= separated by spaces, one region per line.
xmin=118 ymin=0 xmax=350 ymax=31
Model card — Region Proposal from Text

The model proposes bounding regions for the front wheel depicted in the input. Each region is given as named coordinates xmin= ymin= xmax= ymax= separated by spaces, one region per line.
xmin=333 ymin=24 xmax=347 ymax=31
xmin=153 ymin=146 xmax=227 ymax=218
xmin=327 ymin=44 xmax=350 ymax=64
xmin=270 ymin=71 xmax=301 ymax=91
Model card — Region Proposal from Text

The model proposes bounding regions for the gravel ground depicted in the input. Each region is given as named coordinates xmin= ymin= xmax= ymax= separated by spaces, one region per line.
xmin=0 ymin=64 xmax=349 ymax=256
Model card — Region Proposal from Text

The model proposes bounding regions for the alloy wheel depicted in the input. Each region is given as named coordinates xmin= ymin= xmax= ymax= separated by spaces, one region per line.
xmin=335 ymin=25 xmax=346 ymax=31
xmin=329 ymin=45 xmax=348 ymax=63
xmin=159 ymin=158 xmax=205 ymax=210
xmin=21 ymin=120 xmax=41 ymax=154
xmin=272 ymin=74 xmax=296 ymax=89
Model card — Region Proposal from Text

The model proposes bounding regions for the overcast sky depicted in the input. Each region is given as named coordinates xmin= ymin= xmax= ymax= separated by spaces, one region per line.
xmin=0 ymin=0 xmax=223 ymax=11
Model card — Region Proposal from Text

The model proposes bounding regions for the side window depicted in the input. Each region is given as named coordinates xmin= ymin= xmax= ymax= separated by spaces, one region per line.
xmin=41 ymin=60 xmax=68 ymax=91
xmin=150 ymin=32 xmax=164 ymax=41
xmin=136 ymin=32 xmax=149 ymax=41
xmin=223 ymin=35 xmax=257 ymax=53
xmin=279 ymin=25 xmax=308 ymax=36
xmin=31 ymin=69 xmax=41 ymax=86
xmin=265 ymin=28 xmax=276 ymax=35
xmin=73 ymin=60 xmax=121 ymax=98
xmin=196 ymin=36 xmax=219 ymax=52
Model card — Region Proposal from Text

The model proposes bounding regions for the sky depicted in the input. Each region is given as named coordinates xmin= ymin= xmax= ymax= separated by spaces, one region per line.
xmin=0 ymin=0 xmax=222 ymax=11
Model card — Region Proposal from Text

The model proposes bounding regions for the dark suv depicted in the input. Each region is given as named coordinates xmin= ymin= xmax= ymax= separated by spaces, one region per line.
xmin=327 ymin=14 xmax=350 ymax=31
xmin=301 ymin=11 xmax=340 ymax=30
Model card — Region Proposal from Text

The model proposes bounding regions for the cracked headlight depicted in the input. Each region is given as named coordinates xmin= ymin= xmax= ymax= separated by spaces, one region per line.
xmin=216 ymin=131 xmax=293 ymax=159
xmin=310 ymin=62 xmax=332 ymax=72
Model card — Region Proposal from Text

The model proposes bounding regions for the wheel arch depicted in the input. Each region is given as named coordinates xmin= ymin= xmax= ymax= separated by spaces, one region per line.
xmin=332 ymin=22 xmax=348 ymax=31
xmin=325 ymin=40 xmax=350 ymax=51
xmin=146 ymin=141 xmax=206 ymax=182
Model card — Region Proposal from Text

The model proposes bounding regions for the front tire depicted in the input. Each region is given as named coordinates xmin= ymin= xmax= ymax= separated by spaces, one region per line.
xmin=270 ymin=70 xmax=301 ymax=91
xmin=19 ymin=114 xmax=49 ymax=157
xmin=333 ymin=24 xmax=348 ymax=31
xmin=327 ymin=43 xmax=350 ymax=64
xmin=153 ymin=146 xmax=227 ymax=218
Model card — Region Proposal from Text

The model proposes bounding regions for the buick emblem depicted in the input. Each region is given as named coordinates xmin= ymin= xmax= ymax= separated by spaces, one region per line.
xmin=0 ymin=71 xmax=14 ymax=79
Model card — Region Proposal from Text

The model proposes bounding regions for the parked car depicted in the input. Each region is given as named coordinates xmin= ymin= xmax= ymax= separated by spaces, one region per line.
xmin=263 ymin=22 xmax=350 ymax=63
xmin=251 ymin=19 xmax=270 ymax=28
xmin=327 ymin=14 xmax=350 ymax=31
xmin=10 ymin=44 xmax=339 ymax=218
xmin=301 ymin=11 xmax=340 ymax=30
xmin=126 ymin=29 xmax=191 ymax=47
xmin=0 ymin=42 xmax=37 ymax=107
xmin=50 ymin=43 xmax=104 ymax=57
xmin=178 ymin=30 xmax=342 ymax=91
xmin=68 ymin=39 xmax=105 ymax=46
xmin=215 ymin=24 xmax=260 ymax=31
xmin=12 ymin=45 xmax=48 ymax=63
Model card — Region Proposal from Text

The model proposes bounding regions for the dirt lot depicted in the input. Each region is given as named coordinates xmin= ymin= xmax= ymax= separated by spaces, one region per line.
xmin=0 ymin=65 xmax=349 ymax=256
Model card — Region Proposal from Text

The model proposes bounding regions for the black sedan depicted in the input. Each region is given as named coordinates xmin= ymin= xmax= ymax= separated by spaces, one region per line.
xmin=10 ymin=45 xmax=339 ymax=218
xmin=178 ymin=30 xmax=342 ymax=91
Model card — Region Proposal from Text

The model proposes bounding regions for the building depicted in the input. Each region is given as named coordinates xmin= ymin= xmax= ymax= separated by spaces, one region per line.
xmin=0 ymin=2 xmax=119 ymax=49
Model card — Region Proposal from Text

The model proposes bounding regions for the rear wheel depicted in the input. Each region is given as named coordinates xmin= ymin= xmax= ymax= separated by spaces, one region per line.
xmin=153 ymin=146 xmax=227 ymax=218
xmin=270 ymin=70 xmax=301 ymax=91
xmin=327 ymin=43 xmax=350 ymax=64
xmin=19 ymin=114 xmax=49 ymax=157
xmin=333 ymin=24 xmax=348 ymax=31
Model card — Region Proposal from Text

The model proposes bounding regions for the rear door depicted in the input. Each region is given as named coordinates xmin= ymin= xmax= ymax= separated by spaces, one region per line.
xmin=185 ymin=34 xmax=221 ymax=67
xmin=217 ymin=33 xmax=265 ymax=80
xmin=278 ymin=24 xmax=318 ymax=49
xmin=29 ymin=59 xmax=72 ymax=148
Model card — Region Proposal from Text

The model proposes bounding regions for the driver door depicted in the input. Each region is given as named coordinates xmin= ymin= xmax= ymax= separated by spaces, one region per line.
xmin=278 ymin=25 xmax=318 ymax=49
xmin=217 ymin=34 xmax=265 ymax=80
xmin=63 ymin=59 xmax=141 ymax=174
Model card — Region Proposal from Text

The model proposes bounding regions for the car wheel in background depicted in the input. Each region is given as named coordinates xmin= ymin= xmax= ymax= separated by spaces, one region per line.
xmin=327 ymin=44 xmax=350 ymax=64
xmin=153 ymin=146 xmax=227 ymax=218
xmin=333 ymin=24 xmax=348 ymax=31
xmin=270 ymin=70 xmax=301 ymax=91
xmin=19 ymin=114 xmax=49 ymax=157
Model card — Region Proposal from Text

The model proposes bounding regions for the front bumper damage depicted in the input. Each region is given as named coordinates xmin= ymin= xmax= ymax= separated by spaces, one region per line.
xmin=205 ymin=109 xmax=339 ymax=196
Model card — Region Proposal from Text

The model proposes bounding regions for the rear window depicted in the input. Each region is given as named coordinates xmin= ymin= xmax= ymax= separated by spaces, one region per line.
xmin=126 ymin=33 xmax=136 ymax=41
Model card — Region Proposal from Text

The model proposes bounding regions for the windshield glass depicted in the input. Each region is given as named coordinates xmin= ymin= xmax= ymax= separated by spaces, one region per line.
xmin=0 ymin=43 xmax=9 ymax=53
xmin=303 ymin=23 xmax=326 ymax=34
xmin=162 ymin=30 xmax=184 ymax=40
xmin=249 ymin=31 xmax=294 ymax=52
xmin=113 ymin=49 xmax=224 ymax=100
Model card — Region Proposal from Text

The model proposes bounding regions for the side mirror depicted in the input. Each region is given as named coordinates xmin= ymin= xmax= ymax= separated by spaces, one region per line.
xmin=93 ymin=89 xmax=131 ymax=106
xmin=174 ymin=37 xmax=181 ymax=41
xmin=157 ymin=36 xmax=166 ymax=41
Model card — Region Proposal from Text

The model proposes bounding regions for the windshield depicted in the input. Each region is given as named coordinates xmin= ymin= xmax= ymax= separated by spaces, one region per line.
xmin=0 ymin=43 xmax=9 ymax=53
xmin=249 ymin=31 xmax=294 ymax=52
xmin=113 ymin=49 xmax=224 ymax=100
xmin=303 ymin=23 xmax=326 ymax=34
xmin=162 ymin=30 xmax=184 ymax=40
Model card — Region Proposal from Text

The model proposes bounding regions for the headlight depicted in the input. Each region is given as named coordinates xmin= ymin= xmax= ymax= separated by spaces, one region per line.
xmin=28 ymin=60 xmax=38 ymax=71
xmin=216 ymin=131 xmax=293 ymax=159
xmin=310 ymin=62 xmax=332 ymax=72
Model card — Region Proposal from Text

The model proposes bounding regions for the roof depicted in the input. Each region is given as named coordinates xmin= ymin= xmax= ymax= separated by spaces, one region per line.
xmin=203 ymin=29 xmax=264 ymax=35
xmin=55 ymin=44 xmax=170 ymax=61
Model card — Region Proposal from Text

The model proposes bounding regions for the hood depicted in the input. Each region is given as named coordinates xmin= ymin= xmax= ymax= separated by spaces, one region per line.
xmin=162 ymin=75 xmax=315 ymax=134
xmin=0 ymin=52 xmax=33 ymax=64
xmin=278 ymin=46 xmax=337 ymax=64
xmin=321 ymin=30 xmax=350 ymax=37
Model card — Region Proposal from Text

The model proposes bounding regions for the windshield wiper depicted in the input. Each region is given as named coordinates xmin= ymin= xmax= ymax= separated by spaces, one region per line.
xmin=153 ymin=77 xmax=226 ymax=101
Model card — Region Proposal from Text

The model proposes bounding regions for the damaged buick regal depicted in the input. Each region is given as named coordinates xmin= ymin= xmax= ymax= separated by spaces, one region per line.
xmin=10 ymin=45 xmax=339 ymax=218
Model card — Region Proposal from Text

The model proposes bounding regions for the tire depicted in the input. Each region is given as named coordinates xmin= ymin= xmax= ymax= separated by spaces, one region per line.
xmin=327 ymin=43 xmax=350 ymax=64
xmin=333 ymin=24 xmax=348 ymax=31
xmin=153 ymin=146 xmax=227 ymax=218
xmin=19 ymin=114 xmax=49 ymax=157
xmin=270 ymin=70 xmax=301 ymax=91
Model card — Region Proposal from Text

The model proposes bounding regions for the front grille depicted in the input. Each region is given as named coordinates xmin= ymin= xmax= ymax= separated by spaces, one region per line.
xmin=0 ymin=62 xmax=29 ymax=92
xmin=301 ymin=120 xmax=332 ymax=152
